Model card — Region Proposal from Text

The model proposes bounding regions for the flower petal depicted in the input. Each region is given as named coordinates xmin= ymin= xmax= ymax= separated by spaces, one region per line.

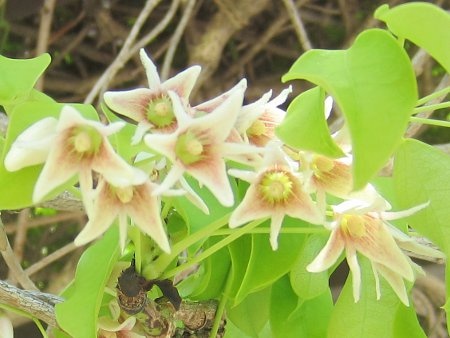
xmin=346 ymin=247 xmax=362 ymax=302
xmin=140 ymin=48 xmax=161 ymax=88
xmin=307 ymin=229 xmax=345 ymax=272
xmin=161 ymin=65 xmax=202 ymax=100
xmin=269 ymin=213 xmax=284 ymax=250
xmin=4 ymin=117 xmax=57 ymax=171
xmin=373 ymin=262 xmax=410 ymax=306
xmin=103 ymin=88 xmax=154 ymax=123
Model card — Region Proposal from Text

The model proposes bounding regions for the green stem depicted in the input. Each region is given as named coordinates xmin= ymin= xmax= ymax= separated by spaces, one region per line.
xmin=147 ymin=213 xmax=231 ymax=278
xmin=210 ymin=226 xmax=326 ymax=236
xmin=209 ymin=266 xmax=233 ymax=338
xmin=417 ymin=86 xmax=450 ymax=106
xmin=161 ymin=219 xmax=263 ymax=279
xmin=413 ymin=101 xmax=450 ymax=114
xmin=410 ymin=116 xmax=450 ymax=128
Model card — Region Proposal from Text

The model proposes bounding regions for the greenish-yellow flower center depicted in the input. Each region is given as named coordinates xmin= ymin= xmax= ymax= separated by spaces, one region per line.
xmin=312 ymin=155 xmax=335 ymax=176
xmin=341 ymin=215 xmax=366 ymax=238
xmin=71 ymin=126 xmax=102 ymax=155
xmin=175 ymin=131 xmax=205 ymax=165
xmin=114 ymin=186 xmax=134 ymax=204
xmin=146 ymin=96 xmax=175 ymax=127
xmin=247 ymin=120 xmax=267 ymax=137
xmin=259 ymin=171 xmax=293 ymax=205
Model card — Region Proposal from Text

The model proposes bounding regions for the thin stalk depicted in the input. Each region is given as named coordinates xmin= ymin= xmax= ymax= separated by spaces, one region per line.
xmin=413 ymin=101 xmax=450 ymax=114
xmin=162 ymin=219 xmax=263 ymax=279
xmin=210 ymin=226 xmax=326 ymax=236
xmin=410 ymin=116 xmax=450 ymax=128
xmin=417 ymin=86 xmax=450 ymax=106
xmin=148 ymin=213 xmax=231 ymax=278
xmin=209 ymin=266 xmax=233 ymax=338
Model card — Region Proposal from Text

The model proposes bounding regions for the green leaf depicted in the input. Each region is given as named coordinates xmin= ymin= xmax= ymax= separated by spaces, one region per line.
xmin=227 ymin=235 xmax=252 ymax=305
xmin=290 ymin=234 xmax=329 ymax=299
xmin=190 ymin=237 xmax=231 ymax=300
xmin=0 ymin=53 xmax=51 ymax=111
xmin=270 ymin=275 xmax=332 ymax=338
xmin=276 ymin=86 xmax=343 ymax=158
xmin=233 ymin=218 xmax=307 ymax=305
xmin=283 ymin=29 xmax=417 ymax=189
xmin=327 ymin=256 xmax=423 ymax=338
xmin=0 ymin=102 xmax=99 ymax=209
xmin=393 ymin=138 xmax=450 ymax=252
xmin=55 ymin=226 xmax=120 ymax=338
xmin=227 ymin=286 xmax=272 ymax=337
xmin=375 ymin=3 xmax=450 ymax=74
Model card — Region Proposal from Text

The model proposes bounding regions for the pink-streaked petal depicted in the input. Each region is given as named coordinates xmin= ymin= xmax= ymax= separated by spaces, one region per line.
xmin=346 ymin=247 xmax=362 ymax=303
xmin=162 ymin=65 xmax=202 ymax=100
xmin=349 ymin=217 xmax=414 ymax=282
xmin=229 ymin=184 xmax=272 ymax=228
xmin=222 ymin=142 xmax=264 ymax=166
xmin=284 ymin=187 xmax=323 ymax=225
xmin=140 ymin=48 xmax=161 ymax=88
xmin=4 ymin=117 xmax=57 ymax=171
xmin=307 ymin=230 xmax=345 ymax=272
xmin=144 ymin=131 xmax=178 ymax=163
xmin=373 ymin=262 xmax=410 ymax=306
xmin=379 ymin=202 xmax=429 ymax=221
xmin=32 ymin=133 xmax=81 ymax=202
xmin=103 ymin=88 xmax=154 ymax=122
xmin=167 ymin=90 xmax=192 ymax=126
xmin=186 ymin=156 xmax=234 ymax=207
xmin=179 ymin=177 xmax=209 ymax=214
xmin=126 ymin=182 xmax=171 ymax=253
xmin=194 ymin=79 xmax=247 ymax=113
xmin=98 ymin=315 xmax=137 ymax=332
xmin=75 ymin=182 xmax=119 ymax=246
xmin=237 ymin=90 xmax=272 ymax=133
xmin=188 ymin=85 xmax=245 ymax=141
xmin=269 ymin=213 xmax=284 ymax=250
xmin=92 ymin=141 xmax=148 ymax=187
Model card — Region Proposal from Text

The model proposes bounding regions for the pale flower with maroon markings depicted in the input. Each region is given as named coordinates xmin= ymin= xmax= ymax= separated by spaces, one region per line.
xmin=103 ymin=49 xmax=201 ymax=143
xmin=75 ymin=177 xmax=174 ymax=253
xmin=236 ymin=86 xmax=292 ymax=147
xmin=307 ymin=198 xmax=444 ymax=306
xmin=98 ymin=301 xmax=145 ymax=338
xmin=144 ymin=83 xmax=246 ymax=208
xmin=5 ymin=105 xmax=147 ymax=204
xmin=228 ymin=143 xmax=322 ymax=250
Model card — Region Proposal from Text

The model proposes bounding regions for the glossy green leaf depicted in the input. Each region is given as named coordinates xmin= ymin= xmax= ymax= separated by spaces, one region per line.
xmin=0 ymin=102 xmax=98 ymax=209
xmin=227 ymin=286 xmax=271 ymax=337
xmin=283 ymin=29 xmax=417 ymax=189
xmin=55 ymin=226 xmax=120 ymax=338
xmin=327 ymin=256 xmax=422 ymax=338
xmin=393 ymin=139 xmax=450 ymax=252
xmin=290 ymin=234 xmax=329 ymax=299
xmin=375 ymin=3 xmax=450 ymax=74
xmin=0 ymin=53 xmax=51 ymax=111
xmin=276 ymin=86 xmax=343 ymax=158
xmin=227 ymin=235 xmax=252 ymax=305
xmin=270 ymin=275 xmax=332 ymax=338
xmin=190 ymin=237 xmax=231 ymax=300
xmin=234 ymin=218 xmax=307 ymax=305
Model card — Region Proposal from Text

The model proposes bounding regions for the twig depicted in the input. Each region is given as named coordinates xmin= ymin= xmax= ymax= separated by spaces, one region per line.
xmin=35 ymin=0 xmax=57 ymax=91
xmin=84 ymin=0 xmax=163 ymax=104
xmin=281 ymin=0 xmax=312 ymax=51
xmin=0 ymin=280 xmax=61 ymax=327
xmin=25 ymin=242 xmax=79 ymax=277
xmin=161 ymin=0 xmax=197 ymax=80
xmin=11 ymin=209 xmax=30 ymax=263
xmin=0 ymin=219 xmax=37 ymax=291
xmin=130 ymin=0 xmax=181 ymax=56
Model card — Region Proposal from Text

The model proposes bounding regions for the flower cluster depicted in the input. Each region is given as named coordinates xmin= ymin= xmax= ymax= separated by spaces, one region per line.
xmin=4 ymin=49 xmax=442 ymax=306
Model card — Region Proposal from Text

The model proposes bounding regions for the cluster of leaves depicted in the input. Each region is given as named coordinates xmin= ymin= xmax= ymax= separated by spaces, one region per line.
xmin=0 ymin=2 xmax=449 ymax=338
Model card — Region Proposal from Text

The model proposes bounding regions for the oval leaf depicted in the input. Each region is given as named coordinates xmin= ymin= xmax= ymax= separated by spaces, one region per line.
xmin=283 ymin=29 xmax=417 ymax=189
xmin=375 ymin=3 xmax=450 ymax=74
